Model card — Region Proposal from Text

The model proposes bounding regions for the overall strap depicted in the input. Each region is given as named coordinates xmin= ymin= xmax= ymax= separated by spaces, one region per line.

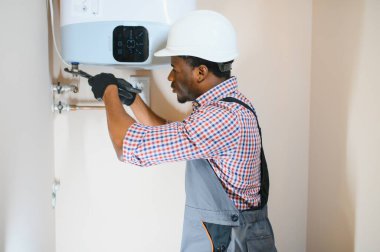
xmin=220 ymin=97 xmax=270 ymax=210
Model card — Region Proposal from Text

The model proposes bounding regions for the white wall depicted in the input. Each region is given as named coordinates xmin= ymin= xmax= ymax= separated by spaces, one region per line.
xmin=353 ymin=0 xmax=380 ymax=241
xmin=0 ymin=0 xmax=55 ymax=251
xmin=53 ymin=6 xmax=187 ymax=252
xmin=307 ymin=0 xmax=380 ymax=251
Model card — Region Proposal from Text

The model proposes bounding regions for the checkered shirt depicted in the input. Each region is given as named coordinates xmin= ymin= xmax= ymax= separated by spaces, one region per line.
xmin=123 ymin=76 xmax=262 ymax=210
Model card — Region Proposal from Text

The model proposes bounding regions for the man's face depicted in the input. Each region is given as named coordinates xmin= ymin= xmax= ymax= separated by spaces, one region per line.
xmin=168 ymin=56 xmax=198 ymax=103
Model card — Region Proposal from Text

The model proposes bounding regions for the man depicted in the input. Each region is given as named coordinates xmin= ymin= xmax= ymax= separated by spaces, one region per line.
xmin=88 ymin=10 xmax=276 ymax=252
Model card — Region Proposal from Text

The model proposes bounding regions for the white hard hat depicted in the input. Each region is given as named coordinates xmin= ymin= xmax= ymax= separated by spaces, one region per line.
xmin=154 ymin=10 xmax=238 ymax=63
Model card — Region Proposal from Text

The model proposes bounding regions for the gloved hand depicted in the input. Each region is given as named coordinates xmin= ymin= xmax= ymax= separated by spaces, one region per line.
xmin=117 ymin=78 xmax=137 ymax=106
xmin=88 ymin=73 xmax=118 ymax=100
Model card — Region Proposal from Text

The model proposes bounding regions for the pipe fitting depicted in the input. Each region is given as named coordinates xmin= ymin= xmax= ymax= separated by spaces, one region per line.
xmin=52 ymin=82 xmax=78 ymax=94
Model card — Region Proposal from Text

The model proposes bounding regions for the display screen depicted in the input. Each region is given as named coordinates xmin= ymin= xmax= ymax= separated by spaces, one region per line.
xmin=113 ymin=26 xmax=149 ymax=62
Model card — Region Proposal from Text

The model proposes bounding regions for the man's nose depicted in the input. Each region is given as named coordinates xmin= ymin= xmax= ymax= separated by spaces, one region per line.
xmin=168 ymin=70 xmax=174 ymax=81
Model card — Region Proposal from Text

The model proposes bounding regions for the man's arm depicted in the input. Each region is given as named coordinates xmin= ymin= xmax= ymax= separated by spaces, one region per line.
xmin=122 ymin=105 xmax=240 ymax=167
xmin=130 ymin=95 xmax=167 ymax=126
xmin=103 ymin=85 xmax=135 ymax=160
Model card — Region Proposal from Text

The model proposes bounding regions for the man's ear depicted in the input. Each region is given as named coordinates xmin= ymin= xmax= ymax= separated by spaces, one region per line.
xmin=195 ymin=65 xmax=208 ymax=83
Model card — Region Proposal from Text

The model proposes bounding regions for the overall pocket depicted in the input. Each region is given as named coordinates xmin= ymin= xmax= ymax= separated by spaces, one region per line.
xmin=202 ymin=222 xmax=232 ymax=252
xmin=246 ymin=219 xmax=276 ymax=252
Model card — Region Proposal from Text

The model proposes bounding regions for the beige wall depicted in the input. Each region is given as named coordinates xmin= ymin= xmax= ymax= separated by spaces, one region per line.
xmin=198 ymin=1 xmax=312 ymax=251
xmin=0 ymin=0 xmax=55 ymax=251
xmin=307 ymin=0 xmax=380 ymax=251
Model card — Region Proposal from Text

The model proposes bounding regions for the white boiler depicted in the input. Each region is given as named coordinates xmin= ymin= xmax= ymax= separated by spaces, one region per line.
xmin=60 ymin=0 xmax=196 ymax=68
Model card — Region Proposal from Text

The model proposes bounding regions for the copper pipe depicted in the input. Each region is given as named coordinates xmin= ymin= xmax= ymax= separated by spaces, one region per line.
xmin=53 ymin=101 xmax=105 ymax=113
xmin=68 ymin=105 xmax=105 ymax=111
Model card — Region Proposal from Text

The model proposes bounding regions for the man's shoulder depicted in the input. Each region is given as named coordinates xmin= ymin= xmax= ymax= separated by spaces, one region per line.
xmin=211 ymin=92 xmax=255 ymax=113
xmin=197 ymin=102 xmax=238 ymax=119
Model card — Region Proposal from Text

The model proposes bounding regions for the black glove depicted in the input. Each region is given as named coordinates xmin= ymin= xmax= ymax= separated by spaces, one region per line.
xmin=88 ymin=73 xmax=118 ymax=100
xmin=117 ymin=78 xmax=137 ymax=106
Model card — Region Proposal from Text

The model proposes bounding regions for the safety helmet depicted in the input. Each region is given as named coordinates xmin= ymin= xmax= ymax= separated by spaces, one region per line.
xmin=154 ymin=10 xmax=238 ymax=63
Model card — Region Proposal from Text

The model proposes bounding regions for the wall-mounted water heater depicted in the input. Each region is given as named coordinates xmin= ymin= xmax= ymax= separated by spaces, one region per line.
xmin=60 ymin=0 xmax=196 ymax=68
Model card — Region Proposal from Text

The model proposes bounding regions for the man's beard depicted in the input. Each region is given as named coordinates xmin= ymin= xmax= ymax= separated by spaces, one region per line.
xmin=177 ymin=95 xmax=188 ymax=104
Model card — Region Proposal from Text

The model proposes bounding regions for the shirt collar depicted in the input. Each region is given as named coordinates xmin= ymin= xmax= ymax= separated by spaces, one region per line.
xmin=192 ymin=76 xmax=238 ymax=110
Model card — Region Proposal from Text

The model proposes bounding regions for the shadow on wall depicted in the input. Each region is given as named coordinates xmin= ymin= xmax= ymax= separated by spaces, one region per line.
xmin=0 ymin=178 xmax=5 ymax=252
xmin=307 ymin=0 xmax=365 ymax=251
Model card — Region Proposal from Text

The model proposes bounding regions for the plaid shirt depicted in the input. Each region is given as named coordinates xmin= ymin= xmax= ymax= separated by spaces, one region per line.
xmin=123 ymin=77 xmax=261 ymax=210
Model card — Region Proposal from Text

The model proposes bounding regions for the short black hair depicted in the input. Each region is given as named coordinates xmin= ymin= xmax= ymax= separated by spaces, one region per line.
xmin=179 ymin=56 xmax=233 ymax=80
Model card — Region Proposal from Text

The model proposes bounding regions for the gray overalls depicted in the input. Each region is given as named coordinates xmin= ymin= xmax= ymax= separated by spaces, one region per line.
xmin=180 ymin=98 xmax=277 ymax=252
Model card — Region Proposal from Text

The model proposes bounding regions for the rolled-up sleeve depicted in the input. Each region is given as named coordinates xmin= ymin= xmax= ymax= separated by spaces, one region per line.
xmin=122 ymin=106 xmax=240 ymax=167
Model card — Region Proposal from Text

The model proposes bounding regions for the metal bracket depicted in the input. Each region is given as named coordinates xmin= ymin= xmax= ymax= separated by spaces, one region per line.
xmin=52 ymin=179 xmax=61 ymax=209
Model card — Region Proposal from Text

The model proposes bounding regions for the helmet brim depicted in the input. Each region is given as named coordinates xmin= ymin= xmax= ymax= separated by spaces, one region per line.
xmin=154 ymin=48 xmax=179 ymax=57
xmin=154 ymin=48 xmax=238 ymax=63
